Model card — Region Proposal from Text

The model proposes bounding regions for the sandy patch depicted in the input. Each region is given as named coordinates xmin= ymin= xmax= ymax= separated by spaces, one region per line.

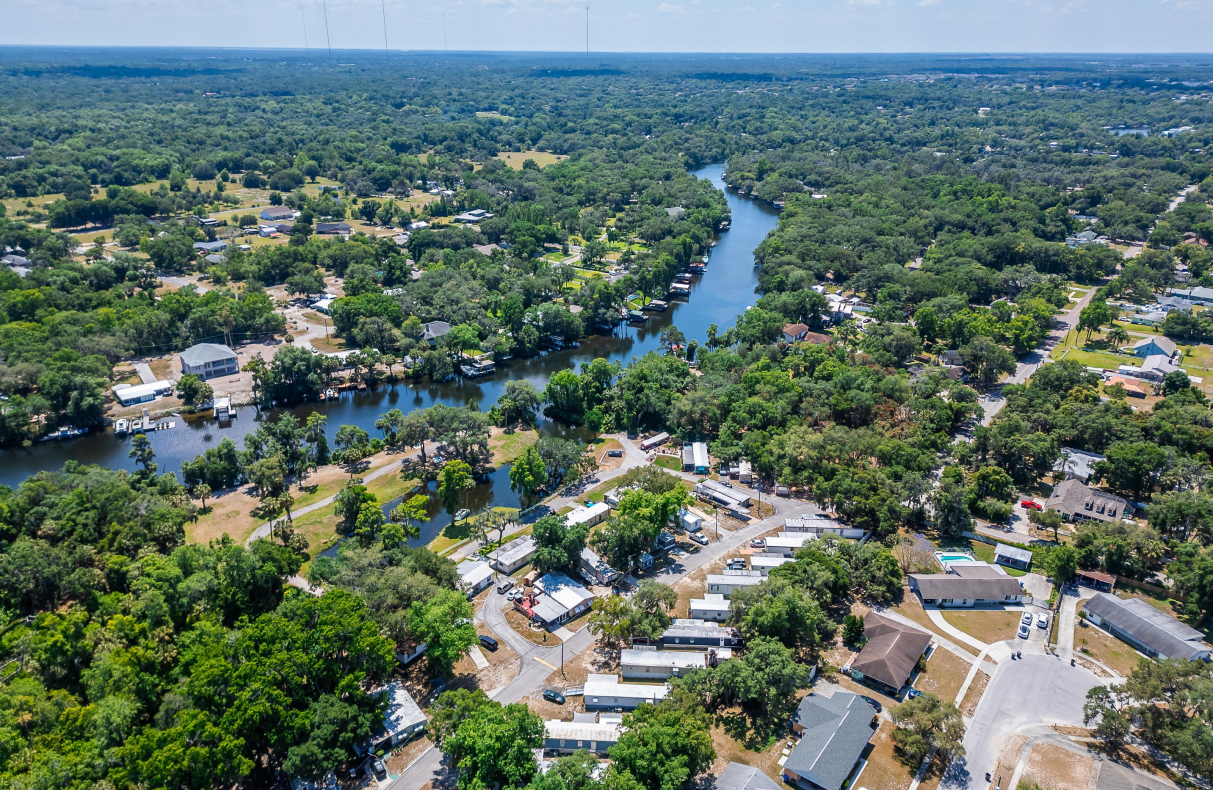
xmin=1022 ymin=742 xmax=1094 ymax=790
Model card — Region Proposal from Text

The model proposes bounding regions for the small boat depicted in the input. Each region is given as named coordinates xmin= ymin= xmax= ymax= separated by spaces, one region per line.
xmin=702 ymin=254 xmax=710 ymax=263
xmin=115 ymin=418 xmax=129 ymax=435
xmin=627 ymin=309 xmax=646 ymax=322
xmin=324 ymin=388 xmax=338 ymax=399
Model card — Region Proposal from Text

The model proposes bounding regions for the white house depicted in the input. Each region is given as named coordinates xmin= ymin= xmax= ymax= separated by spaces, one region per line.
xmin=620 ymin=648 xmax=729 ymax=680
xmin=1132 ymin=336 xmax=1178 ymax=358
xmin=565 ymin=502 xmax=610 ymax=529
xmin=750 ymin=554 xmax=795 ymax=575
xmin=179 ymin=343 xmax=239 ymax=380
xmin=690 ymin=593 xmax=732 ymax=621
xmin=544 ymin=716 xmax=621 ymax=756
xmin=706 ymin=571 xmax=766 ymax=597
xmin=517 ymin=571 xmax=595 ymax=627
xmin=360 ymin=682 xmax=427 ymax=755
xmin=583 ymin=674 xmax=669 ymax=710
xmin=580 ymin=547 xmax=621 ymax=586
xmin=456 ymin=559 xmax=494 ymax=598
xmin=762 ymin=533 xmax=819 ymax=557
xmin=113 ymin=380 xmax=173 ymax=406
xmin=678 ymin=507 xmax=705 ymax=532
xmin=488 ymin=536 xmax=536 ymax=574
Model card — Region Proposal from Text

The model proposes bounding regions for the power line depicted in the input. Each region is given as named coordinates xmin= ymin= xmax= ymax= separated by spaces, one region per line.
xmin=381 ymin=0 xmax=390 ymax=59
xmin=302 ymin=11 xmax=310 ymax=58
xmin=586 ymin=5 xmax=589 ymax=56
xmin=322 ymin=0 xmax=332 ymax=59
xmin=442 ymin=11 xmax=447 ymax=53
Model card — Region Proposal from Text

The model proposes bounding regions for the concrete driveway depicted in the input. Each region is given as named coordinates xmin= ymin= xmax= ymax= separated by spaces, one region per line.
xmin=942 ymin=654 xmax=1107 ymax=790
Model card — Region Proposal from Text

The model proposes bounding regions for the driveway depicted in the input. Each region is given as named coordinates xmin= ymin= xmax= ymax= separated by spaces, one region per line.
xmin=941 ymin=654 xmax=1107 ymax=790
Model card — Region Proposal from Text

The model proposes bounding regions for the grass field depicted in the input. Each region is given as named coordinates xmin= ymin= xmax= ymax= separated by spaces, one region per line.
xmin=496 ymin=151 xmax=568 ymax=169
xmin=914 ymin=647 xmax=971 ymax=703
xmin=1074 ymin=616 xmax=1146 ymax=676
xmin=489 ymin=428 xmax=539 ymax=465
xmin=940 ymin=609 xmax=1023 ymax=644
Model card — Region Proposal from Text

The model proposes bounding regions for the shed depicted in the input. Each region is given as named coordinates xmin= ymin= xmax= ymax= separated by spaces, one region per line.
xmin=993 ymin=543 xmax=1033 ymax=571
xmin=1076 ymin=569 xmax=1116 ymax=591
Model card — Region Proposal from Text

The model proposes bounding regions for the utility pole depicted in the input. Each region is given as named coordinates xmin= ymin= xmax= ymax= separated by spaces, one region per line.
xmin=381 ymin=0 xmax=390 ymax=59
xmin=322 ymin=0 xmax=332 ymax=59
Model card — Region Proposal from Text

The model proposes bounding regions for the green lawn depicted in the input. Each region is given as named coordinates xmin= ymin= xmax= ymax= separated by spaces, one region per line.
xmin=1056 ymin=347 xmax=1131 ymax=370
xmin=654 ymin=455 xmax=682 ymax=471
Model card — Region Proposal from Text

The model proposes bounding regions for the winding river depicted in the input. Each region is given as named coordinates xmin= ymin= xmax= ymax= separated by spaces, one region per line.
xmin=0 ymin=163 xmax=780 ymax=542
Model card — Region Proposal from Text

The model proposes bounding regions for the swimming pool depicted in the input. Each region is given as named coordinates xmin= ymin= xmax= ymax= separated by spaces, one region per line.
xmin=937 ymin=554 xmax=972 ymax=563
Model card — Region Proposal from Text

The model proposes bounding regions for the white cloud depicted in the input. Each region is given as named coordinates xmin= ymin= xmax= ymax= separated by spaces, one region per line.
xmin=656 ymin=2 xmax=684 ymax=12
xmin=846 ymin=0 xmax=881 ymax=6
xmin=918 ymin=0 xmax=941 ymax=5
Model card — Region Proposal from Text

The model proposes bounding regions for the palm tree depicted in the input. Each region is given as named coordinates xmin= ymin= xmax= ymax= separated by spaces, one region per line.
xmin=1106 ymin=326 xmax=1130 ymax=350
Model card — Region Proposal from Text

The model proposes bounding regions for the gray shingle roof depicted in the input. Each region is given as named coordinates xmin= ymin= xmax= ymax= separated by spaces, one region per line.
xmin=1046 ymin=479 xmax=1131 ymax=523
xmin=850 ymin=612 xmax=932 ymax=691
xmin=911 ymin=565 xmax=1024 ymax=601
xmin=786 ymin=692 xmax=875 ymax=790
xmin=1082 ymin=593 xmax=1209 ymax=660
xmin=714 ymin=762 xmax=782 ymax=790
xmin=180 ymin=343 xmax=237 ymax=366
xmin=422 ymin=321 xmax=452 ymax=342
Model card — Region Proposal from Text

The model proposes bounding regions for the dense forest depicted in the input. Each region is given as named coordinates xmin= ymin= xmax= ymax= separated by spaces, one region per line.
xmin=2 ymin=48 xmax=1213 ymax=789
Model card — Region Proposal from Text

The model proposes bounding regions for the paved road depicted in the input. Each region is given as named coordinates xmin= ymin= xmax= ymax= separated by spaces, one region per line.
xmin=942 ymin=654 xmax=1105 ymax=790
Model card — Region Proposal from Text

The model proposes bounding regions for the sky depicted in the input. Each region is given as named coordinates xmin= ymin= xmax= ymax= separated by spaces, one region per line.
xmin=4 ymin=0 xmax=1213 ymax=54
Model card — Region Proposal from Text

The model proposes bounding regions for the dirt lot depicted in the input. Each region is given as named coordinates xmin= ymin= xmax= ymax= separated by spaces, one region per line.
xmin=914 ymin=647 xmax=972 ymax=703
xmin=545 ymin=643 xmax=619 ymax=689
xmin=454 ymin=624 xmax=521 ymax=694
xmin=1021 ymin=741 xmax=1094 ymax=790
xmin=1073 ymin=617 xmax=1146 ymax=677
xmin=505 ymin=607 xmax=555 ymax=646
xmin=856 ymin=720 xmax=915 ymax=790
xmin=708 ymin=722 xmax=790 ymax=784
xmin=671 ymin=557 xmax=726 ymax=617
xmin=520 ymin=691 xmax=585 ymax=719
xmin=940 ymin=609 xmax=1023 ymax=645
xmin=959 ymin=670 xmax=989 ymax=717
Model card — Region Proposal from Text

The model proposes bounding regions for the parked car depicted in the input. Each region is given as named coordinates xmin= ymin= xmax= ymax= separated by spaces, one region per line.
xmin=497 ymin=579 xmax=514 ymax=594
xmin=1017 ymin=624 xmax=1031 ymax=639
xmin=1021 ymin=499 xmax=1042 ymax=510
xmin=749 ymin=539 xmax=765 ymax=549
xmin=1021 ymin=611 xmax=1034 ymax=626
xmin=543 ymin=689 xmax=566 ymax=705
xmin=690 ymin=532 xmax=709 ymax=546
xmin=478 ymin=634 xmax=499 ymax=651
xmin=370 ymin=756 xmax=387 ymax=780
xmin=719 ymin=480 xmax=733 ymax=488
xmin=1036 ymin=613 xmax=1049 ymax=629
xmin=508 ymin=588 xmax=523 ymax=601
xmin=607 ymin=449 xmax=623 ymax=458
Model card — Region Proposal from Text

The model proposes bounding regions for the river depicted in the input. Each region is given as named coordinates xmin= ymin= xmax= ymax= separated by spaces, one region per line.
xmin=0 ymin=162 xmax=780 ymax=542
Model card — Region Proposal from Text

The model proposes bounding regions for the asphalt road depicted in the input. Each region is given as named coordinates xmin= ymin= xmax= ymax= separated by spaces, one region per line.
xmin=942 ymin=654 xmax=1106 ymax=790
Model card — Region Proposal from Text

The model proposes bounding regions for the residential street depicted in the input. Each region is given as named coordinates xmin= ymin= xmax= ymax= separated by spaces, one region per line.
xmin=941 ymin=654 xmax=1106 ymax=790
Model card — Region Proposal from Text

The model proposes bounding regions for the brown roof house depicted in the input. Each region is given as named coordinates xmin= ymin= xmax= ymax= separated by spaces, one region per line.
xmin=909 ymin=565 xmax=1025 ymax=608
xmin=848 ymin=613 xmax=932 ymax=695
xmin=1045 ymin=479 xmax=1133 ymax=524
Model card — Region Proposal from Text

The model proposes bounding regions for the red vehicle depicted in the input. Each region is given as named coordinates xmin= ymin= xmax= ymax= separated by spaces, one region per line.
xmin=1021 ymin=499 xmax=1042 ymax=510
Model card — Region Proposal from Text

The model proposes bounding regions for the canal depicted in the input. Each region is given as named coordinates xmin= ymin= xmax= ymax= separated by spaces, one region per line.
xmin=0 ymin=162 xmax=781 ymax=535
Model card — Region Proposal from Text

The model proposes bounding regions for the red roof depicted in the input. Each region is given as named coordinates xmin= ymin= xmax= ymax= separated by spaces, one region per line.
xmin=783 ymin=323 xmax=809 ymax=338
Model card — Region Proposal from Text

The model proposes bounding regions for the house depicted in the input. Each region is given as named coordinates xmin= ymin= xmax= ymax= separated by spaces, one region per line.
xmin=638 ymin=432 xmax=671 ymax=451
xmin=665 ymin=206 xmax=688 ymax=220
xmin=694 ymin=480 xmax=751 ymax=509
xmin=784 ymin=514 xmax=866 ymax=539
xmin=1166 ymin=285 xmax=1213 ymax=306
xmin=1106 ymin=375 xmax=1149 ymax=398
xmin=314 ymin=222 xmax=351 ymax=235
xmin=762 ymin=533 xmax=819 ymax=557
xmin=909 ymin=565 xmax=1025 ymax=607
xmin=750 ymin=554 xmax=794 ymax=575
xmin=1046 ymin=479 xmax=1133 ymax=524
xmin=940 ymin=349 xmax=963 ymax=366
xmin=1132 ymin=336 xmax=1178 ymax=358
xmin=311 ymin=297 xmax=335 ymax=314
xmin=544 ymin=715 xmax=621 ymax=755
xmin=260 ymin=206 xmax=297 ymax=221
xmin=580 ymin=547 xmax=621 ymax=586
xmin=583 ymin=674 xmax=669 ymax=710
xmin=994 ymin=543 xmax=1033 ymax=571
xmin=1082 ymin=593 xmax=1211 ymax=661
xmin=516 ymin=571 xmax=595 ymax=627
xmin=738 ymin=460 xmax=753 ymax=484
xmin=690 ymin=593 xmax=732 ymax=622
xmin=661 ymin=619 xmax=744 ymax=649
xmin=681 ymin=442 xmax=710 ymax=474
xmin=1139 ymin=354 xmax=1179 ymax=381
xmin=1129 ymin=311 xmax=1167 ymax=327
xmin=456 ymin=559 xmax=494 ymax=598
xmin=421 ymin=321 xmax=452 ymax=344
xmin=706 ymin=571 xmax=766 ymax=597
xmin=488 ymin=536 xmax=536 ymax=574
xmin=203 ymin=253 xmax=226 ymax=265
xmin=653 ymin=530 xmax=677 ymax=553
xmin=361 ymin=682 xmax=427 ymax=754
xmin=782 ymin=323 xmax=810 ymax=343
xmin=1053 ymin=447 xmax=1105 ymax=483
xmin=620 ymin=648 xmax=728 ymax=680
xmin=113 ymin=380 xmax=174 ymax=406
xmin=1076 ymin=569 xmax=1116 ymax=591
xmin=193 ymin=240 xmax=228 ymax=253
xmin=453 ymin=209 xmax=493 ymax=224
xmin=848 ymin=613 xmax=933 ymax=695
xmin=180 ymin=343 xmax=239 ymax=379
xmin=566 ymin=502 xmax=610 ymax=530
xmin=678 ymin=507 xmax=705 ymax=533
xmin=713 ymin=761 xmax=783 ymax=790
xmin=473 ymin=243 xmax=501 ymax=256
xmin=783 ymin=692 xmax=877 ymax=790
xmin=1 ymin=254 xmax=29 ymax=267
xmin=291 ymin=772 xmax=339 ymax=790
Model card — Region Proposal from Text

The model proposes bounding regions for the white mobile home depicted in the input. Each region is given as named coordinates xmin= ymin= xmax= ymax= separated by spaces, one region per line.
xmin=566 ymin=502 xmax=610 ymax=529
xmin=750 ymin=554 xmax=795 ymax=575
xmin=620 ymin=648 xmax=729 ymax=680
xmin=690 ymin=593 xmax=732 ymax=622
xmin=783 ymin=515 xmax=866 ymax=539
xmin=706 ymin=572 xmax=766 ymax=597
xmin=583 ymin=674 xmax=669 ymax=710
xmin=360 ymin=682 xmax=427 ymax=755
xmin=488 ymin=536 xmax=537 ymax=574
xmin=456 ymin=559 xmax=494 ymax=598
xmin=762 ymin=533 xmax=819 ymax=557
xmin=544 ymin=716 xmax=621 ymax=755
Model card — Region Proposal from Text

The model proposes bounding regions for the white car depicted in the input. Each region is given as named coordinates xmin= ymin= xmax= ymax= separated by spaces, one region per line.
xmin=1021 ymin=611 xmax=1033 ymax=626
xmin=690 ymin=533 xmax=709 ymax=546
xmin=1017 ymin=624 xmax=1031 ymax=639
xmin=1036 ymin=613 xmax=1050 ymax=629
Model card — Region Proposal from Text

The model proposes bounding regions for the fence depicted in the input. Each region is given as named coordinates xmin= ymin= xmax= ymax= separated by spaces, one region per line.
xmin=1114 ymin=575 xmax=1186 ymax=603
